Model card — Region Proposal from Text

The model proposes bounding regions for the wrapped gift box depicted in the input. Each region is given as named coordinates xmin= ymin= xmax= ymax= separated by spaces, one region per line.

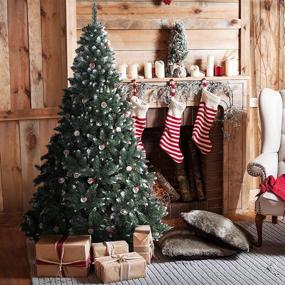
xmin=92 ymin=241 xmax=129 ymax=259
xmin=95 ymin=252 xmax=146 ymax=283
xmin=35 ymin=235 xmax=91 ymax=277
xmin=133 ymin=225 xmax=153 ymax=264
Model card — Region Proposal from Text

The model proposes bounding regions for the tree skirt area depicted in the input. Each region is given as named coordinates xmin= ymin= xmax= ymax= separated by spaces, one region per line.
xmin=30 ymin=221 xmax=285 ymax=285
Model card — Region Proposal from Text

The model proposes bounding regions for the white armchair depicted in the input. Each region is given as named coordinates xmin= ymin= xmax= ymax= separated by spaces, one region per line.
xmin=247 ymin=88 xmax=285 ymax=246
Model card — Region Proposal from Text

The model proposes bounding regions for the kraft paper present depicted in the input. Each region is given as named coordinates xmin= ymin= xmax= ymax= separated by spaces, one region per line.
xmin=133 ymin=225 xmax=154 ymax=264
xmin=95 ymin=252 xmax=146 ymax=283
xmin=92 ymin=241 xmax=129 ymax=259
xmin=35 ymin=235 xmax=91 ymax=277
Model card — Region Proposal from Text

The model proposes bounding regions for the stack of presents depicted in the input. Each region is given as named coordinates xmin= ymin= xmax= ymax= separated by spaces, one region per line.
xmin=35 ymin=225 xmax=152 ymax=283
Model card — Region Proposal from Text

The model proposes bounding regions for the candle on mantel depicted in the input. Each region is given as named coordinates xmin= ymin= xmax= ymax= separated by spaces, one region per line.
xmin=225 ymin=56 xmax=238 ymax=76
xmin=144 ymin=62 xmax=153 ymax=79
xmin=155 ymin=61 xmax=165 ymax=78
xmin=118 ymin=64 xmax=128 ymax=80
xmin=206 ymin=55 xmax=215 ymax=77
xmin=128 ymin=64 xmax=139 ymax=79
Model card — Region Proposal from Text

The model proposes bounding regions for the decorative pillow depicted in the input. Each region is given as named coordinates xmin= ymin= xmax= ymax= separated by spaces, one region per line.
xmin=181 ymin=210 xmax=250 ymax=251
xmin=159 ymin=229 xmax=237 ymax=258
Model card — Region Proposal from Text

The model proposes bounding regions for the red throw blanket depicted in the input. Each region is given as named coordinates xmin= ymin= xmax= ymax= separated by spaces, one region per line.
xmin=260 ymin=175 xmax=285 ymax=201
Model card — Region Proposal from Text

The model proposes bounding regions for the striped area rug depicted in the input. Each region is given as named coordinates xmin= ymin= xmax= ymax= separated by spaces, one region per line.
xmin=31 ymin=220 xmax=285 ymax=285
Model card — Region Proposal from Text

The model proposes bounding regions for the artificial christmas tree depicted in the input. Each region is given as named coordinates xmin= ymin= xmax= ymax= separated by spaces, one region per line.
xmin=21 ymin=1 xmax=168 ymax=243
xmin=166 ymin=22 xmax=188 ymax=77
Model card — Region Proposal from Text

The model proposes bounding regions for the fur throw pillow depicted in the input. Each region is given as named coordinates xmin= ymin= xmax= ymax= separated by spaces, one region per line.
xmin=159 ymin=229 xmax=237 ymax=258
xmin=181 ymin=210 xmax=250 ymax=251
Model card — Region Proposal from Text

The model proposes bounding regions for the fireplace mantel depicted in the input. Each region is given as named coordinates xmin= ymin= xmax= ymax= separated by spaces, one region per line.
xmin=124 ymin=76 xmax=251 ymax=215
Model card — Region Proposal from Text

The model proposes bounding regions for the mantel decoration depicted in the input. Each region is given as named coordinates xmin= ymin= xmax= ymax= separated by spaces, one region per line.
xmin=166 ymin=22 xmax=188 ymax=77
xmin=118 ymin=79 xmax=245 ymax=139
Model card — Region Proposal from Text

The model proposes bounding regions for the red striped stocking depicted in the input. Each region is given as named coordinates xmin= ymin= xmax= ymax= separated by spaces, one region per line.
xmin=160 ymin=97 xmax=186 ymax=163
xmin=192 ymin=89 xmax=221 ymax=154
xmin=131 ymin=96 xmax=149 ymax=151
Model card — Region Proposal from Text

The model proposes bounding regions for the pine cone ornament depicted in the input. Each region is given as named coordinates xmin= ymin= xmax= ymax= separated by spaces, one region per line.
xmin=163 ymin=0 xmax=173 ymax=5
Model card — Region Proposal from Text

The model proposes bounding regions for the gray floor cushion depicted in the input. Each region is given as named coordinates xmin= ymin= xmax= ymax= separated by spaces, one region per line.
xmin=181 ymin=210 xmax=250 ymax=251
xmin=159 ymin=229 xmax=237 ymax=258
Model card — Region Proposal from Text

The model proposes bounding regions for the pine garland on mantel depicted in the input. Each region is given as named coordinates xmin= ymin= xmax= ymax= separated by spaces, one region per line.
xmin=118 ymin=79 xmax=245 ymax=139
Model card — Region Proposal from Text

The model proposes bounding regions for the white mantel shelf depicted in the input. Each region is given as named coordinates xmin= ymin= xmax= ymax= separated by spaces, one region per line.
xmin=122 ymin=76 xmax=250 ymax=83
xmin=122 ymin=76 xmax=250 ymax=109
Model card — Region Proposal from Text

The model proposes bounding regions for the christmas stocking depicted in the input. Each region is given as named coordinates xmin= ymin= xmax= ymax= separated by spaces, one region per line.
xmin=192 ymin=89 xmax=221 ymax=154
xmin=131 ymin=96 xmax=149 ymax=151
xmin=160 ymin=97 xmax=186 ymax=163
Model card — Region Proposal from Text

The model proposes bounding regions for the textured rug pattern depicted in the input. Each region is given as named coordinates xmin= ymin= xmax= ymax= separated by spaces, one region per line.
xmin=32 ymin=221 xmax=285 ymax=285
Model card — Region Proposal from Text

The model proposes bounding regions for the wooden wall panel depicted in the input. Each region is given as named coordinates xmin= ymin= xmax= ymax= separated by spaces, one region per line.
xmin=20 ymin=121 xmax=41 ymax=211
xmin=77 ymin=0 xmax=241 ymax=72
xmin=0 ymin=122 xmax=23 ymax=212
xmin=27 ymin=0 xmax=44 ymax=109
xmin=41 ymin=0 xmax=67 ymax=107
xmin=78 ymin=1 xmax=239 ymax=20
xmin=92 ymin=29 xmax=239 ymax=50
xmin=66 ymin=0 xmax=77 ymax=81
xmin=0 ymin=0 xmax=11 ymax=112
xmin=8 ymin=0 xmax=31 ymax=111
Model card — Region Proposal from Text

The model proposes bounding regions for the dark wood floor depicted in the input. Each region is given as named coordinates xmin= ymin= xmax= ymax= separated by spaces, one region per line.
xmin=0 ymin=213 xmax=30 ymax=285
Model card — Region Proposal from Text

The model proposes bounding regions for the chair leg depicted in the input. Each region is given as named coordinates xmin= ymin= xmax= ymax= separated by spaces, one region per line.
xmin=272 ymin=216 xmax=278 ymax=224
xmin=255 ymin=213 xmax=266 ymax=247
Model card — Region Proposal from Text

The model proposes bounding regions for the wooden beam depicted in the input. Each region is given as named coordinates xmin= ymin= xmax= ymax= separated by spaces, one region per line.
xmin=0 ymin=0 xmax=11 ymax=111
xmin=27 ymin=0 xmax=44 ymax=109
xmin=78 ymin=17 xmax=242 ymax=30
xmin=240 ymin=0 xmax=251 ymax=75
xmin=0 ymin=107 xmax=59 ymax=122
xmin=66 ymin=0 xmax=77 ymax=83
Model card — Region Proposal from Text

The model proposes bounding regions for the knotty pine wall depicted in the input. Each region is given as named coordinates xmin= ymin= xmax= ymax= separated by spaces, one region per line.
xmin=0 ymin=0 xmax=282 ymax=214
xmin=77 ymin=0 xmax=241 ymax=72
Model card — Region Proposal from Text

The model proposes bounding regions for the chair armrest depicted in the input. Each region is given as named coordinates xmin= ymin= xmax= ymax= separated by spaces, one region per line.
xmin=247 ymin=152 xmax=278 ymax=181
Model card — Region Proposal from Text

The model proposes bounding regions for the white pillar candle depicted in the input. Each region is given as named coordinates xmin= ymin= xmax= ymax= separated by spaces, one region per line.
xmin=118 ymin=64 xmax=128 ymax=80
xmin=144 ymin=62 xmax=153 ymax=79
xmin=206 ymin=55 xmax=215 ymax=77
xmin=225 ymin=56 xmax=238 ymax=76
xmin=155 ymin=61 xmax=165 ymax=78
xmin=128 ymin=64 xmax=139 ymax=79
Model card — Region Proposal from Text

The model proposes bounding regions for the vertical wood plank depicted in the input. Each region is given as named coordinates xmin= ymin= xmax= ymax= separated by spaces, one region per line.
xmin=27 ymin=0 xmax=44 ymax=109
xmin=38 ymin=119 xmax=58 ymax=158
xmin=66 ymin=0 xmax=77 ymax=83
xmin=41 ymin=0 xmax=67 ymax=107
xmin=259 ymin=0 xmax=280 ymax=90
xmin=0 ymin=0 xmax=11 ymax=111
xmin=19 ymin=120 xmax=41 ymax=211
xmin=8 ymin=0 xmax=31 ymax=111
xmin=279 ymin=1 xmax=285 ymax=89
xmin=0 ymin=154 xmax=3 ymax=212
xmin=240 ymin=0 xmax=251 ymax=75
xmin=0 ymin=122 xmax=22 ymax=212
